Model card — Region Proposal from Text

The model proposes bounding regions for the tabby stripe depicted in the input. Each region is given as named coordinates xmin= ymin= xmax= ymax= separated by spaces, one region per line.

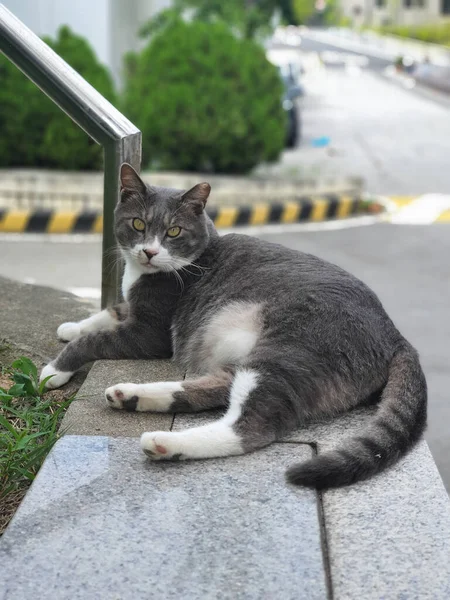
xmin=359 ymin=437 xmax=385 ymax=456
xmin=390 ymin=405 xmax=413 ymax=427
xmin=377 ymin=419 xmax=405 ymax=439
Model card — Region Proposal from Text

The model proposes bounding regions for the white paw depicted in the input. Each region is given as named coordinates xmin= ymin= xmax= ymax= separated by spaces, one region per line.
xmin=40 ymin=363 xmax=74 ymax=389
xmin=105 ymin=383 xmax=139 ymax=411
xmin=57 ymin=322 xmax=81 ymax=342
xmin=140 ymin=432 xmax=186 ymax=461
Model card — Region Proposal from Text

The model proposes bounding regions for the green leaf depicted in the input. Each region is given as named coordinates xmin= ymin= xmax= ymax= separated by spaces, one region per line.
xmin=15 ymin=431 xmax=50 ymax=451
xmin=0 ymin=414 xmax=19 ymax=437
xmin=7 ymin=383 xmax=26 ymax=397
xmin=12 ymin=357 xmax=38 ymax=382
xmin=39 ymin=375 xmax=55 ymax=394
xmin=12 ymin=372 xmax=37 ymax=395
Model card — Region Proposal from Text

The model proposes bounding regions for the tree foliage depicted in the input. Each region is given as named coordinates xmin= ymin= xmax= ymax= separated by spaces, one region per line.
xmin=123 ymin=20 xmax=286 ymax=174
xmin=0 ymin=26 xmax=116 ymax=170
xmin=140 ymin=0 xmax=290 ymax=40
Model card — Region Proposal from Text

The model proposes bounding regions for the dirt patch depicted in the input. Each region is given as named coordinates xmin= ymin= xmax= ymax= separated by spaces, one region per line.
xmin=0 ymin=488 xmax=28 ymax=534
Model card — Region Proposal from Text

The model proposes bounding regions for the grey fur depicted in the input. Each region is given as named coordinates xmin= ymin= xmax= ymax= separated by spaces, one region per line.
xmin=50 ymin=164 xmax=427 ymax=489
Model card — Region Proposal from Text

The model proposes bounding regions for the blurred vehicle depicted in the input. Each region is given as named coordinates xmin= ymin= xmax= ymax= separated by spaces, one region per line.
xmin=278 ymin=65 xmax=303 ymax=148
xmin=266 ymin=49 xmax=304 ymax=148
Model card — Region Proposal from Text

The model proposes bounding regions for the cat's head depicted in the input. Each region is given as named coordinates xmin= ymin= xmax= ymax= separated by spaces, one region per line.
xmin=115 ymin=163 xmax=212 ymax=275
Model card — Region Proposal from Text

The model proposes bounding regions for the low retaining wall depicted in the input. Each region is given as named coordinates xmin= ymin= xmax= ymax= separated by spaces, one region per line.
xmin=0 ymin=169 xmax=363 ymax=211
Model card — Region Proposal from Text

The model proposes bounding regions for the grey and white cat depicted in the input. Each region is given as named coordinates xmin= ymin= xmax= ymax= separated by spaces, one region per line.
xmin=40 ymin=164 xmax=427 ymax=489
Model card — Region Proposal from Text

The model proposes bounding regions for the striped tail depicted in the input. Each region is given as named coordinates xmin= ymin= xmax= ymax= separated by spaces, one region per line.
xmin=286 ymin=342 xmax=427 ymax=490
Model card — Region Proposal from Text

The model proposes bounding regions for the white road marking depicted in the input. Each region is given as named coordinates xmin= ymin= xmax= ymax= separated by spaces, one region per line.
xmin=390 ymin=194 xmax=450 ymax=225
xmin=68 ymin=287 xmax=101 ymax=299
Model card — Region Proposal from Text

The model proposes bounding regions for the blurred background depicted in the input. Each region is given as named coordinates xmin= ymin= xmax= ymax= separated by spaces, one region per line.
xmin=0 ymin=0 xmax=449 ymax=490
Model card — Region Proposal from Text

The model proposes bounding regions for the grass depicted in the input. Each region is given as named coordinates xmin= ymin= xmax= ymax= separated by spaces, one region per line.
xmin=0 ymin=357 xmax=74 ymax=534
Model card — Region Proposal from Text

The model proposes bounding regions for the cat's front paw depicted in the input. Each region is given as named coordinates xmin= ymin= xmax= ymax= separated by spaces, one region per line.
xmin=40 ymin=363 xmax=74 ymax=389
xmin=105 ymin=383 xmax=139 ymax=411
xmin=57 ymin=322 xmax=81 ymax=342
xmin=140 ymin=432 xmax=186 ymax=461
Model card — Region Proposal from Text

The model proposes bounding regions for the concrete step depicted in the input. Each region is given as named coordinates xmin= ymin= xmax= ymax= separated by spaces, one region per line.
xmin=2 ymin=358 xmax=450 ymax=599
xmin=0 ymin=435 xmax=328 ymax=600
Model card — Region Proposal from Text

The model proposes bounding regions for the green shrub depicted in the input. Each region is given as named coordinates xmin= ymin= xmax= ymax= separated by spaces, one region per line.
xmin=379 ymin=23 xmax=450 ymax=47
xmin=122 ymin=19 xmax=286 ymax=174
xmin=0 ymin=26 xmax=116 ymax=170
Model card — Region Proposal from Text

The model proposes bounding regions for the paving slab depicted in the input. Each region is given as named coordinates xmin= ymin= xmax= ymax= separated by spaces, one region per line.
xmin=0 ymin=435 xmax=328 ymax=600
xmin=323 ymin=440 xmax=450 ymax=600
xmin=174 ymin=408 xmax=450 ymax=599
xmin=62 ymin=359 xmax=185 ymax=437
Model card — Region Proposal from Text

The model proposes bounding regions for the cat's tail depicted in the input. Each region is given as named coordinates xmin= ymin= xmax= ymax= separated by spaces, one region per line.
xmin=286 ymin=341 xmax=427 ymax=490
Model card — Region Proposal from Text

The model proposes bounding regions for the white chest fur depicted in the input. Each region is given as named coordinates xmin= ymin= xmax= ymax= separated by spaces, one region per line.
xmin=122 ymin=260 xmax=146 ymax=301
xmin=199 ymin=302 xmax=263 ymax=372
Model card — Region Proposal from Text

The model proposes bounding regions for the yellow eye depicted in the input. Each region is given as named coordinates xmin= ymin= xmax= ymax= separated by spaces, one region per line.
xmin=167 ymin=226 xmax=181 ymax=238
xmin=132 ymin=218 xmax=145 ymax=232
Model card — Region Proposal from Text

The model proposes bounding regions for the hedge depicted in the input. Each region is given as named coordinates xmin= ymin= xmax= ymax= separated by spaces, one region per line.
xmin=0 ymin=26 xmax=116 ymax=170
xmin=122 ymin=19 xmax=286 ymax=174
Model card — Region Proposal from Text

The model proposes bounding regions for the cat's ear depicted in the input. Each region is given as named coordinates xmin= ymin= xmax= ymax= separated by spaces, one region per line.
xmin=181 ymin=182 xmax=211 ymax=215
xmin=119 ymin=163 xmax=146 ymax=198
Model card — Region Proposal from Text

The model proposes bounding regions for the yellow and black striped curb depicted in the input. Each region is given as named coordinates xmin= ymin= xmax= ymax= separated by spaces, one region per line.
xmin=0 ymin=195 xmax=384 ymax=233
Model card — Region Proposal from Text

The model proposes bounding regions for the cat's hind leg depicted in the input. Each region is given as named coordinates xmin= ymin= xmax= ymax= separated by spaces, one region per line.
xmin=140 ymin=368 xmax=286 ymax=461
xmin=57 ymin=303 xmax=129 ymax=342
xmin=105 ymin=370 xmax=232 ymax=413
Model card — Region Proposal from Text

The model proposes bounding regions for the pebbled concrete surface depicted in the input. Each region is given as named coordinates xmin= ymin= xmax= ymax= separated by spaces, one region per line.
xmin=322 ymin=440 xmax=450 ymax=600
xmin=61 ymin=359 xmax=184 ymax=437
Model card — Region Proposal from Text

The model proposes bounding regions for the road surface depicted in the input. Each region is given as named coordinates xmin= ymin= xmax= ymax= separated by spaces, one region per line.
xmin=268 ymin=38 xmax=450 ymax=197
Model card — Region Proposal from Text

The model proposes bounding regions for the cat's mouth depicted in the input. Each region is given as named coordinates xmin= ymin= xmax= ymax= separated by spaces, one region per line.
xmin=137 ymin=258 xmax=160 ymax=273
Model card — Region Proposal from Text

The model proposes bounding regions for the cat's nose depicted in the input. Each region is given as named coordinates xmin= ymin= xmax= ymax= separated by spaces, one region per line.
xmin=143 ymin=248 xmax=159 ymax=259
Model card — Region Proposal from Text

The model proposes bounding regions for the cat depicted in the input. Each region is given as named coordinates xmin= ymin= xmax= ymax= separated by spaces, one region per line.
xmin=40 ymin=163 xmax=427 ymax=490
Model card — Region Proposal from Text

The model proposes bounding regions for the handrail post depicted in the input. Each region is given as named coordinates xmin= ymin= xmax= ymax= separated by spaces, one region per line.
xmin=102 ymin=137 xmax=141 ymax=307
xmin=0 ymin=4 xmax=142 ymax=308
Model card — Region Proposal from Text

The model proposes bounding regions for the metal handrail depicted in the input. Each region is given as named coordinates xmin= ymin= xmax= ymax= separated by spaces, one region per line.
xmin=0 ymin=4 xmax=141 ymax=308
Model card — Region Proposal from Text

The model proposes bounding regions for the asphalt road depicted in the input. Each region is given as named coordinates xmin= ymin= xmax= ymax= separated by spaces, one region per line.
xmin=268 ymin=40 xmax=450 ymax=196
xmin=1 ymin=222 xmax=449 ymax=490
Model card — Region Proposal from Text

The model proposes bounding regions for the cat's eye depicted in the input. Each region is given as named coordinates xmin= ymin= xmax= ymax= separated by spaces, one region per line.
xmin=132 ymin=218 xmax=145 ymax=232
xmin=167 ymin=226 xmax=181 ymax=238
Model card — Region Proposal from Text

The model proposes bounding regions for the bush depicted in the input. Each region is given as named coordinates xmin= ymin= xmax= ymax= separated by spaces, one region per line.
xmin=122 ymin=20 xmax=286 ymax=174
xmin=379 ymin=23 xmax=450 ymax=47
xmin=0 ymin=26 xmax=116 ymax=170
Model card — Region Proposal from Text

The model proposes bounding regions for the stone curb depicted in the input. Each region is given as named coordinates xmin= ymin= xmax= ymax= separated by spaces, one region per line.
xmin=0 ymin=194 xmax=385 ymax=233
